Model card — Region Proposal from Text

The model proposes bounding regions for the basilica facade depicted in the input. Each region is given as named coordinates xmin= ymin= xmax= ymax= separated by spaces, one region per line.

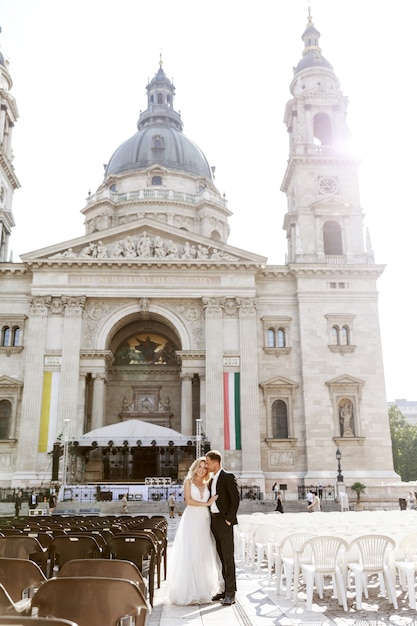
xmin=0 ymin=16 xmax=398 ymax=493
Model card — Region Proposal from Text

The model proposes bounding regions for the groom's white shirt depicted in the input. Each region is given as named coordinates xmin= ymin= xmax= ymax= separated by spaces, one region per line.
xmin=210 ymin=468 xmax=222 ymax=513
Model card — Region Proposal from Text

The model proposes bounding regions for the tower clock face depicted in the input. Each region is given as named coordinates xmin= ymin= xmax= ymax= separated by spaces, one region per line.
xmin=318 ymin=177 xmax=338 ymax=195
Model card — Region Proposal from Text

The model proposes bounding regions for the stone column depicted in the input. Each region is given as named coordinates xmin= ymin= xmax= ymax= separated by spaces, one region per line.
xmin=16 ymin=296 xmax=51 ymax=474
xmin=202 ymin=297 xmax=224 ymax=450
xmin=199 ymin=374 xmax=206 ymax=433
xmin=57 ymin=297 xmax=85 ymax=437
xmin=91 ymin=373 xmax=106 ymax=431
xmin=75 ymin=373 xmax=87 ymax=437
xmin=0 ymin=107 xmax=6 ymax=145
xmin=180 ymin=373 xmax=194 ymax=435
xmin=236 ymin=298 xmax=262 ymax=474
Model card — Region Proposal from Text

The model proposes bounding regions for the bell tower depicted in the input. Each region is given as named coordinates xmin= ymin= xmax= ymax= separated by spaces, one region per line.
xmin=0 ymin=28 xmax=19 ymax=262
xmin=281 ymin=11 xmax=372 ymax=265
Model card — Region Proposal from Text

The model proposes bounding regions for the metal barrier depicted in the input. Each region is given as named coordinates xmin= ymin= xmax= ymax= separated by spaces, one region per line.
xmin=239 ymin=486 xmax=261 ymax=501
xmin=298 ymin=484 xmax=336 ymax=501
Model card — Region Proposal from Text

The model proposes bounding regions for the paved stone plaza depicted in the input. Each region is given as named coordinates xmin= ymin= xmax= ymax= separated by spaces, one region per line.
xmin=147 ymin=515 xmax=417 ymax=626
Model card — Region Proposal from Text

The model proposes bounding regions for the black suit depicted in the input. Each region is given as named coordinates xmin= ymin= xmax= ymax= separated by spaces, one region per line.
xmin=210 ymin=469 xmax=240 ymax=595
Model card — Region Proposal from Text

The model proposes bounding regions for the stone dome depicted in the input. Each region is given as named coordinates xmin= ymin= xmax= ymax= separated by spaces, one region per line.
xmin=105 ymin=125 xmax=212 ymax=179
xmin=293 ymin=14 xmax=334 ymax=76
xmin=104 ymin=63 xmax=213 ymax=180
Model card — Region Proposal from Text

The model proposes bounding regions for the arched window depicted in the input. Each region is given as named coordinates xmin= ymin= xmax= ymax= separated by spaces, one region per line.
xmin=0 ymin=400 xmax=11 ymax=439
xmin=332 ymin=326 xmax=339 ymax=345
xmin=12 ymin=327 xmax=20 ymax=347
xmin=313 ymin=112 xmax=333 ymax=145
xmin=150 ymin=95 xmax=154 ymax=104
xmin=272 ymin=400 xmax=288 ymax=438
xmin=267 ymin=329 xmax=275 ymax=348
xmin=157 ymin=93 xmax=163 ymax=104
xmin=340 ymin=326 xmax=350 ymax=346
xmin=277 ymin=328 xmax=286 ymax=348
xmin=1 ymin=327 xmax=10 ymax=347
xmin=323 ymin=221 xmax=343 ymax=255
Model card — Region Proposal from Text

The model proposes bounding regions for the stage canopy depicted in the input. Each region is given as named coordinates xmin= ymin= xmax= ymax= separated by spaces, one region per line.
xmin=77 ymin=419 xmax=194 ymax=447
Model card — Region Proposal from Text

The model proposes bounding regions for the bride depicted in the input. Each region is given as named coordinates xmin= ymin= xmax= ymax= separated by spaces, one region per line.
xmin=165 ymin=456 xmax=223 ymax=605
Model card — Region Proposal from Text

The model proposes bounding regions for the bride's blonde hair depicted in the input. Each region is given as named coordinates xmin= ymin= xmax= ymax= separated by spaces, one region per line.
xmin=187 ymin=456 xmax=209 ymax=482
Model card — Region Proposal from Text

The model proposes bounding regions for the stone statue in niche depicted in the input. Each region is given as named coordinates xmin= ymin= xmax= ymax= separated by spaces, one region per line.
xmin=340 ymin=399 xmax=354 ymax=437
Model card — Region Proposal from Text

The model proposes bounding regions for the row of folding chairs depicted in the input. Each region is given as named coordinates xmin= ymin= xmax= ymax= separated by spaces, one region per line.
xmin=0 ymin=557 xmax=149 ymax=626
xmin=0 ymin=514 xmax=168 ymax=608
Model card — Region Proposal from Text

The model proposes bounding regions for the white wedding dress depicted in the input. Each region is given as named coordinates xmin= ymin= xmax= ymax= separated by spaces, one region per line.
xmin=165 ymin=482 xmax=223 ymax=605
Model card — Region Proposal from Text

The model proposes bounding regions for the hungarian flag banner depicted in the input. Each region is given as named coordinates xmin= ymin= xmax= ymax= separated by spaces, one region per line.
xmin=223 ymin=372 xmax=241 ymax=450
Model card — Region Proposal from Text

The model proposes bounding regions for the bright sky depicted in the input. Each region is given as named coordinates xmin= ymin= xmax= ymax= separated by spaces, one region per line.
xmin=1 ymin=0 xmax=415 ymax=402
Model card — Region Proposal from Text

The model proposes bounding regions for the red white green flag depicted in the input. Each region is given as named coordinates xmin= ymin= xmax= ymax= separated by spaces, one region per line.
xmin=223 ymin=372 xmax=241 ymax=450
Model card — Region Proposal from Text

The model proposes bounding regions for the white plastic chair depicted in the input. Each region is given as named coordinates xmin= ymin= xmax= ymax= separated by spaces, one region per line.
xmin=295 ymin=535 xmax=349 ymax=611
xmin=394 ymin=531 xmax=417 ymax=609
xmin=275 ymin=532 xmax=316 ymax=598
xmin=253 ymin=523 xmax=280 ymax=573
xmin=235 ymin=520 xmax=260 ymax=566
xmin=347 ymin=534 xmax=398 ymax=610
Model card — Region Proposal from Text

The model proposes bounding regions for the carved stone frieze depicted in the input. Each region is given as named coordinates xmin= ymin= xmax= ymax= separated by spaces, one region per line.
xmin=268 ymin=450 xmax=295 ymax=467
xmin=48 ymin=232 xmax=238 ymax=262
xmin=83 ymin=300 xmax=121 ymax=349
xmin=223 ymin=298 xmax=238 ymax=318
xmin=49 ymin=297 xmax=64 ymax=316
xmin=170 ymin=301 xmax=204 ymax=349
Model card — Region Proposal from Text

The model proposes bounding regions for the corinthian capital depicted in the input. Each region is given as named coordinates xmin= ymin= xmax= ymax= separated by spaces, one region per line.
xmin=202 ymin=297 xmax=225 ymax=316
xmin=236 ymin=297 xmax=257 ymax=317
xmin=62 ymin=296 xmax=87 ymax=316
xmin=30 ymin=296 xmax=52 ymax=315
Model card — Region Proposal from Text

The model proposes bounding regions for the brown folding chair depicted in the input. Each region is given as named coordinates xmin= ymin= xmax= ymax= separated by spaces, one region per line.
xmin=0 ymin=537 xmax=47 ymax=575
xmin=129 ymin=522 xmax=168 ymax=581
xmin=0 ymin=558 xmax=46 ymax=603
xmin=118 ymin=529 xmax=164 ymax=587
xmin=0 ymin=618 xmax=78 ymax=626
xmin=57 ymin=558 xmax=147 ymax=600
xmin=49 ymin=536 xmax=101 ymax=573
xmin=102 ymin=535 xmax=156 ymax=606
xmin=31 ymin=577 xmax=148 ymax=626
xmin=0 ymin=583 xmax=31 ymax=615
xmin=24 ymin=532 xmax=54 ymax=551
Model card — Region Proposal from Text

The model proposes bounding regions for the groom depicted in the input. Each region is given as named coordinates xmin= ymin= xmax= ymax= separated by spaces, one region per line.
xmin=205 ymin=449 xmax=240 ymax=606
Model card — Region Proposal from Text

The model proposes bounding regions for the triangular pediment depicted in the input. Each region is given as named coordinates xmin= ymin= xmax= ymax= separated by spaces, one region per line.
xmin=0 ymin=375 xmax=23 ymax=389
xmin=310 ymin=196 xmax=353 ymax=214
xmin=326 ymin=374 xmax=365 ymax=387
xmin=20 ymin=218 xmax=266 ymax=265
xmin=260 ymin=375 xmax=299 ymax=389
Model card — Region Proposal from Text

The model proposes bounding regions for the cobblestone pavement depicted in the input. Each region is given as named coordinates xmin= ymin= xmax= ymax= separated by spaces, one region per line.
xmin=146 ymin=516 xmax=417 ymax=626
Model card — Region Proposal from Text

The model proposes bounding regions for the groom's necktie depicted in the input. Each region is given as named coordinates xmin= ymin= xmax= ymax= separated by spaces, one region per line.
xmin=210 ymin=470 xmax=221 ymax=513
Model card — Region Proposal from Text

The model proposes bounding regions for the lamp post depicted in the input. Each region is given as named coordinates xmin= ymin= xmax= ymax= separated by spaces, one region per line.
xmin=62 ymin=418 xmax=71 ymax=487
xmin=195 ymin=419 xmax=202 ymax=459
xmin=336 ymin=447 xmax=344 ymax=483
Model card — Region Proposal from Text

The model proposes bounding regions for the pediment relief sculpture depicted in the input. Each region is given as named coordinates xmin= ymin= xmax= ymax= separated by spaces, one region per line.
xmin=48 ymin=231 xmax=239 ymax=262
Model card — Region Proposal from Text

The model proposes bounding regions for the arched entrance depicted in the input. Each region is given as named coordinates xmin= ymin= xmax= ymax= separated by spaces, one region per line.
xmin=83 ymin=312 xmax=202 ymax=480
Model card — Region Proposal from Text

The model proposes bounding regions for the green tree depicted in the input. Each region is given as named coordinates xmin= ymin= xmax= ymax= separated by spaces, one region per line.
xmin=350 ymin=482 xmax=366 ymax=502
xmin=389 ymin=405 xmax=417 ymax=481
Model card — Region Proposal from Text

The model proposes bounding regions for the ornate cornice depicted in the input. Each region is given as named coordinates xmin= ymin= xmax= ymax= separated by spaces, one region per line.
xmin=0 ymin=149 xmax=20 ymax=189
